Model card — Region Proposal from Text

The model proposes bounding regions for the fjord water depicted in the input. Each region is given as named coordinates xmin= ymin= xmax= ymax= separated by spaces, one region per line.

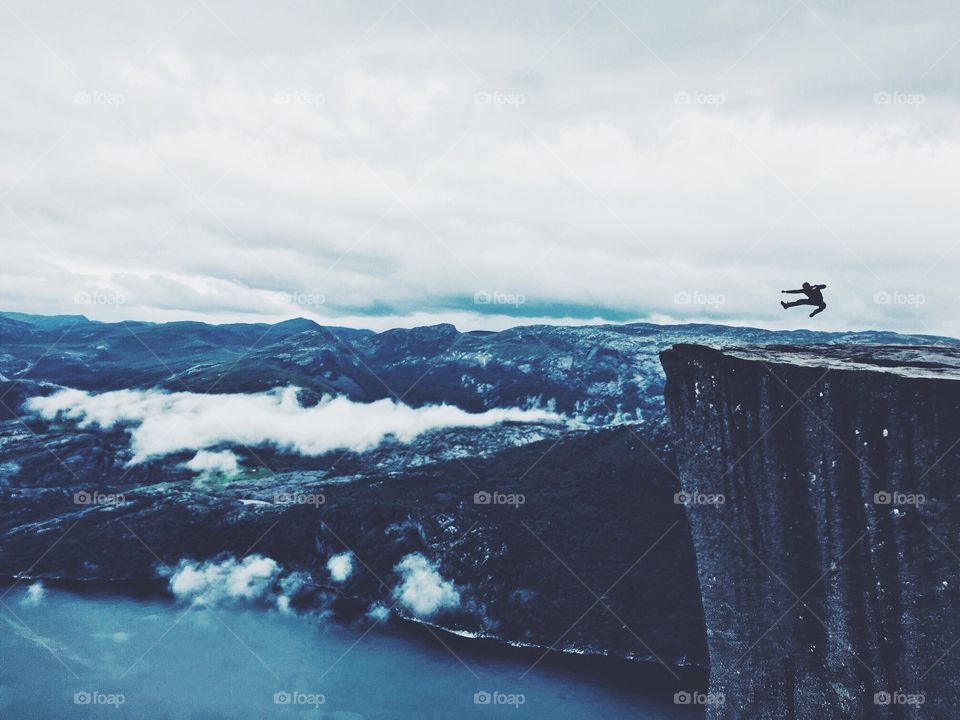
xmin=0 ymin=585 xmax=700 ymax=719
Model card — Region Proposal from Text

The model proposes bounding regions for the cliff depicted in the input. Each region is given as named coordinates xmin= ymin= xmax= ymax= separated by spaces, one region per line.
xmin=661 ymin=344 xmax=960 ymax=719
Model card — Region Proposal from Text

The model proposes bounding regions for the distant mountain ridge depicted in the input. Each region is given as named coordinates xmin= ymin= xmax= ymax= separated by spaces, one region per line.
xmin=2 ymin=311 xmax=956 ymax=425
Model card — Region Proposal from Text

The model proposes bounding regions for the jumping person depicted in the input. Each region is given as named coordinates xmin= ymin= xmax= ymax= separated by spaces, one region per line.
xmin=781 ymin=282 xmax=827 ymax=317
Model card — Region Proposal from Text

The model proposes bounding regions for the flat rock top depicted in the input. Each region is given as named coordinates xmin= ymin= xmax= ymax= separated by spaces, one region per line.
xmin=710 ymin=344 xmax=960 ymax=380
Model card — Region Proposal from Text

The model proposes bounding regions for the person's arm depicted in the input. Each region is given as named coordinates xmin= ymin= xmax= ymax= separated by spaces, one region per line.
xmin=782 ymin=288 xmax=804 ymax=294
xmin=814 ymin=284 xmax=827 ymax=289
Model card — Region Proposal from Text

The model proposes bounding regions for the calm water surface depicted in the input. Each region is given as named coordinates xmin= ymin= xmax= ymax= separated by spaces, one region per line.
xmin=0 ymin=584 xmax=704 ymax=719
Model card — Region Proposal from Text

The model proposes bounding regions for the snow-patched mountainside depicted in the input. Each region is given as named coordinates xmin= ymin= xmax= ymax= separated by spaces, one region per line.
xmin=2 ymin=312 xmax=955 ymax=425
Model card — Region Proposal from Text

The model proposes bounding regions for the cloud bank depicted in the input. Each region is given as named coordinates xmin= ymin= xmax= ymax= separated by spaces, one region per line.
xmin=1 ymin=2 xmax=959 ymax=336
xmin=27 ymin=386 xmax=562 ymax=463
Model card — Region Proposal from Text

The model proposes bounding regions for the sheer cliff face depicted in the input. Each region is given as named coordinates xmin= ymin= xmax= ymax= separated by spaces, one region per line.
xmin=661 ymin=344 xmax=960 ymax=720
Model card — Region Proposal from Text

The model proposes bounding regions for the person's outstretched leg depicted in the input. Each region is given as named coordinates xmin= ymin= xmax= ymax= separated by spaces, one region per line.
xmin=783 ymin=299 xmax=814 ymax=309
xmin=809 ymin=304 xmax=826 ymax=317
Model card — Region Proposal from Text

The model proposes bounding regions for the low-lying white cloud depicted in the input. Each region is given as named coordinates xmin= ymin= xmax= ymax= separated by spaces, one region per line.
xmin=166 ymin=555 xmax=310 ymax=614
xmin=21 ymin=582 xmax=44 ymax=607
xmin=393 ymin=553 xmax=460 ymax=618
xmin=184 ymin=449 xmax=242 ymax=479
xmin=168 ymin=555 xmax=280 ymax=606
xmin=27 ymin=386 xmax=563 ymax=463
xmin=327 ymin=553 xmax=353 ymax=583
xmin=367 ymin=604 xmax=391 ymax=622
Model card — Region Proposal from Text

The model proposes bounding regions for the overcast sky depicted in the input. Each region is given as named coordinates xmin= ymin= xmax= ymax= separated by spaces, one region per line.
xmin=1 ymin=0 xmax=958 ymax=336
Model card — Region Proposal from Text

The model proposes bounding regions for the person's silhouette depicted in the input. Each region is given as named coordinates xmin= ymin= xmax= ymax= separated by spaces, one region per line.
xmin=781 ymin=282 xmax=827 ymax=317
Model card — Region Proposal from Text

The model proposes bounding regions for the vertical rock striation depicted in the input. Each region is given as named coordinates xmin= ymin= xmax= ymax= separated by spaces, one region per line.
xmin=661 ymin=344 xmax=960 ymax=719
